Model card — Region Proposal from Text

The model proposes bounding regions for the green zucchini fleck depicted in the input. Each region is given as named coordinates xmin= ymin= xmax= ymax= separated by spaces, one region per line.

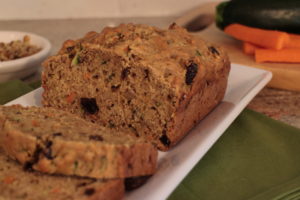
xmin=195 ymin=50 xmax=202 ymax=56
xmin=73 ymin=160 xmax=79 ymax=172
xmin=71 ymin=53 xmax=80 ymax=66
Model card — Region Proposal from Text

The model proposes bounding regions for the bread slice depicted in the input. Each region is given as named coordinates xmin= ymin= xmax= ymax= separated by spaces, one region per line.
xmin=0 ymin=105 xmax=157 ymax=179
xmin=0 ymin=149 xmax=124 ymax=200
xmin=42 ymin=23 xmax=230 ymax=151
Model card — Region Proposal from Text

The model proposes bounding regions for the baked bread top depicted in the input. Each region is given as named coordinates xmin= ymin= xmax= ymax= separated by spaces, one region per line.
xmin=0 ymin=105 xmax=157 ymax=179
xmin=0 ymin=149 xmax=124 ymax=200
xmin=57 ymin=23 xmax=228 ymax=95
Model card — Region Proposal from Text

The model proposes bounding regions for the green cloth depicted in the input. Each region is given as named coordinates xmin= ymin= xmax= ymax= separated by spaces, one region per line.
xmin=1 ymin=80 xmax=300 ymax=200
xmin=169 ymin=109 xmax=300 ymax=200
xmin=0 ymin=80 xmax=41 ymax=104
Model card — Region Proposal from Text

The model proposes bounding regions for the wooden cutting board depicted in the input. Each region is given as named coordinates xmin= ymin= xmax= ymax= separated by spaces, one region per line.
xmin=175 ymin=2 xmax=300 ymax=91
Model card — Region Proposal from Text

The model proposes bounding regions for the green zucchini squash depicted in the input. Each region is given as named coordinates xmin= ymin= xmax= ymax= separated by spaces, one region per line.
xmin=216 ymin=0 xmax=300 ymax=34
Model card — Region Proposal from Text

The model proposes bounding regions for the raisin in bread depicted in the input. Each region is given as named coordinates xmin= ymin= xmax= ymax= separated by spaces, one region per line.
xmin=0 ymin=105 xmax=157 ymax=179
xmin=0 ymin=149 xmax=124 ymax=200
xmin=42 ymin=23 xmax=230 ymax=151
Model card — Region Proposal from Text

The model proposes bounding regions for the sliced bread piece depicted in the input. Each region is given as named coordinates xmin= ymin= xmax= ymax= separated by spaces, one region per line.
xmin=0 ymin=105 xmax=157 ymax=179
xmin=0 ymin=149 xmax=124 ymax=200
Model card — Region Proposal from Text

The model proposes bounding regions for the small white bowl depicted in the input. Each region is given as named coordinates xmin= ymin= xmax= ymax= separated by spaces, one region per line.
xmin=0 ymin=31 xmax=51 ymax=82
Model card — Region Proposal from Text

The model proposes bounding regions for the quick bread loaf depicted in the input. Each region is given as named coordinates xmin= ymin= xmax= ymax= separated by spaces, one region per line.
xmin=0 ymin=105 xmax=157 ymax=179
xmin=42 ymin=23 xmax=230 ymax=151
xmin=0 ymin=149 xmax=124 ymax=200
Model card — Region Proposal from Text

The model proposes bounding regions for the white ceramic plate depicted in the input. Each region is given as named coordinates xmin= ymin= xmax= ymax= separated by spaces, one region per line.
xmin=6 ymin=63 xmax=272 ymax=200
xmin=0 ymin=31 xmax=51 ymax=82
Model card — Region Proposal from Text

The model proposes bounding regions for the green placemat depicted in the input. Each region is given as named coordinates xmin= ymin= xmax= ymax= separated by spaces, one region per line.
xmin=1 ymin=80 xmax=300 ymax=200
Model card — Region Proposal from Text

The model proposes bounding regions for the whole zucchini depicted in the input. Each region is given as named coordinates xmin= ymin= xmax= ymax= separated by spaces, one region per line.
xmin=216 ymin=0 xmax=300 ymax=34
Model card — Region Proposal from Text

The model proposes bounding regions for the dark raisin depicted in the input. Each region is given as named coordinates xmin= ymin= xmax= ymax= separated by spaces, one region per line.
xmin=159 ymin=131 xmax=171 ymax=147
xmin=80 ymin=98 xmax=99 ymax=114
xmin=108 ymin=120 xmax=115 ymax=128
xmin=89 ymin=135 xmax=104 ymax=141
xmin=208 ymin=46 xmax=220 ymax=55
xmin=84 ymin=188 xmax=95 ymax=196
xmin=125 ymin=176 xmax=151 ymax=191
xmin=111 ymin=84 xmax=120 ymax=92
xmin=23 ymin=162 xmax=33 ymax=171
xmin=66 ymin=46 xmax=74 ymax=52
xmin=121 ymin=67 xmax=131 ymax=79
xmin=185 ymin=62 xmax=198 ymax=85
xmin=43 ymin=140 xmax=54 ymax=159
xmin=144 ymin=69 xmax=149 ymax=79
xmin=52 ymin=132 xmax=62 ymax=137
xmin=128 ymin=163 xmax=133 ymax=169
xmin=45 ymin=140 xmax=52 ymax=148
xmin=68 ymin=53 xmax=75 ymax=59
xmin=77 ymin=182 xmax=88 ymax=187
xmin=117 ymin=33 xmax=125 ymax=39
xmin=23 ymin=144 xmax=43 ymax=171
xmin=92 ymin=74 xmax=99 ymax=79
xmin=168 ymin=22 xmax=177 ymax=29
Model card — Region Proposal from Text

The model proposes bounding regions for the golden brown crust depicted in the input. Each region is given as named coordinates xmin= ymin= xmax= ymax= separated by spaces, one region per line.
xmin=0 ymin=105 xmax=157 ymax=179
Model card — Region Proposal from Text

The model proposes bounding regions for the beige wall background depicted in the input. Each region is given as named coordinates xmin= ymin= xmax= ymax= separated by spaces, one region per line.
xmin=0 ymin=0 xmax=218 ymax=20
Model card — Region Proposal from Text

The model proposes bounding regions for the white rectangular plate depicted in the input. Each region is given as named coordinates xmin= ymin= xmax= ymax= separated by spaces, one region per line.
xmin=7 ymin=63 xmax=272 ymax=200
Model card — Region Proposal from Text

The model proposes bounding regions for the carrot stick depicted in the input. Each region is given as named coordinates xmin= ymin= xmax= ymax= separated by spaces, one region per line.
xmin=243 ymin=42 xmax=259 ymax=55
xmin=286 ymin=33 xmax=300 ymax=48
xmin=289 ymin=33 xmax=300 ymax=40
xmin=255 ymin=48 xmax=300 ymax=63
xmin=224 ymin=24 xmax=290 ymax=50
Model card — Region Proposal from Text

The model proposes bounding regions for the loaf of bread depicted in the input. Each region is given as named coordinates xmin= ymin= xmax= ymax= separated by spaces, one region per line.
xmin=0 ymin=149 xmax=124 ymax=200
xmin=0 ymin=105 xmax=157 ymax=179
xmin=42 ymin=23 xmax=230 ymax=151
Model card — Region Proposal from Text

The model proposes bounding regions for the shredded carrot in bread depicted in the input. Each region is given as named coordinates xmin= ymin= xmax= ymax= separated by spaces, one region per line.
xmin=31 ymin=120 xmax=39 ymax=126
xmin=3 ymin=176 xmax=16 ymax=184
xmin=65 ymin=92 xmax=76 ymax=103
xmin=51 ymin=188 xmax=61 ymax=194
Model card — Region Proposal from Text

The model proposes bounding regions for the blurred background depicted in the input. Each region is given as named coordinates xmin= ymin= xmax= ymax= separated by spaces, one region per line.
xmin=0 ymin=0 xmax=218 ymax=20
